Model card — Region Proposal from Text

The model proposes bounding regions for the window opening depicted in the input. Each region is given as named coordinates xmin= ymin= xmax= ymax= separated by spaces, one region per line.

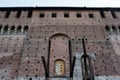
xmin=24 ymin=25 xmax=29 ymax=34
xmin=17 ymin=26 xmax=22 ymax=35
xmin=3 ymin=25 xmax=8 ymax=35
xmin=39 ymin=13 xmax=44 ymax=18
xmin=16 ymin=10 xmax=21 ymax=18
xmin=105 ymin=26 xmax=110 ymax=35
xmin=27 ymin=10 xmax=32 ymax=18
xmin=29 ymin=78 xmax=32 ymax=80
xmin=89 ymin=14 xmax=94 ymax=18
xmin=100 ymin=11 xmax=106 ymax=18
xmin=52 ymin=13 xmax=57 ymax=18
xmin=10 ymin=26 xmax=15 ymax=35
xmin=0 ymin=25 xmax=2 ymax=34
xmin=76 ymin=13 xmax=81 ymax=18
xmin=118 ymin=26 xmax=120 ymax=31
xmin=5 ymin=10 xmax=11 ymax=18
xmin=112 ymin=26 xmax=117 ymax=35
xmin=64 ymin=13 xmax=69 ymax=18
xmin=111 ymin=11 xmax=117 ymax=18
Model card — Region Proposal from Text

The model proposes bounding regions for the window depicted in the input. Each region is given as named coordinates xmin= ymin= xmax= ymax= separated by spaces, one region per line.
xmin=3 ymin=25 xmax=8 ymax=35
xmin=39 ymin=13 xmax=44 ymax=18
xmin=76 ymin=13 xmax=81 ymax=18
xmin=105 ymin=25 xmax=110 ymax=35
xmin=29 ymin=78 xmax=32 ymax=80
xmin=55 ymin=60 xmax=65 ymax=75
xmin=17 ymin=25 xmax=22 ymax=34
xmin=5 ymin=11 xmax=11 ymax=18
xmin=52 ymin=13 xmax=57 ymax=18
xmin=16 ymin=10 xmax=21 ymax=18
xmin=89 ymin=13 xmax=94 ymax=18
xmin=10 ymin=26 xmax=15 ymax=35
xmin=112 ymin=25 xmax=117 ymax=35
xmin=0 ymin=25 xmax=2 ymax=34
xmin=27 ymin=10 xmax=32 ymax=18
xmin=64 ymin=13 xmax=69 ymax=18
xmin=24 ymin=25 xmax=29 ymax=34
xmin=111 ymin=11 xmax=117 ymax=18
xmin=100 ymin=11 xmax=106 ymax=18
xmin=105 ymin=26 xmax=110 ymax=31
xmin=118 ymin=25 xmax=120 ymax=31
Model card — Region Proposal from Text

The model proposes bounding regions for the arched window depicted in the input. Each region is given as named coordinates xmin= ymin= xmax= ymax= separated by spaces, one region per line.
xmin=10 ymin=26 xmax=15 ymax=35
xmin=3 ymin=25 xmax=8 ymax=35
xmin=17 ymin=25 xmax=22 ymax=35
xmin=24 ymin=25 xmax=29 ymax=34
xmin=105 ymin=25 xmax=110 ymax=35
xmin=112 ymin=25 xmax=117 ymax=35
xmin=54 ymin=59 xmax=65 ymax=75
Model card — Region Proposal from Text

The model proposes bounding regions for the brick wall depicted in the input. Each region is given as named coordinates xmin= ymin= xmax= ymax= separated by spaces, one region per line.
xmin=0 ymin=8 xmax=120 ymax=80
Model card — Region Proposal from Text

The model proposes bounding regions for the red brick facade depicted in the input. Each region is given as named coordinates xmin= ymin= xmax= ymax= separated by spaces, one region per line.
xmin=0 ymin=7 xmax=120 ymax=80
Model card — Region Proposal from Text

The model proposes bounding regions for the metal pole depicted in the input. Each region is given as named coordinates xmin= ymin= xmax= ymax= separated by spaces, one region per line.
xmin=70 ymin=56 xmax=76 ymax=77
xmin=88 ymin=56 xmax=94 ymax=80
xmin=82 ymin=38 xmax=89 ymax=77
xmin=69 ymin=40 xmax=72 ymax=77
xmin=41 ymin=56 xmax=49 ymax=78
xmin=47 ymin=40 xmax=51 ymax=75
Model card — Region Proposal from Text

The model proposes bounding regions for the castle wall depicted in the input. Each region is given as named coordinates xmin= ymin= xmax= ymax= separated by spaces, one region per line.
xmin=0 ymin=8 xmax=120 ymax=80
